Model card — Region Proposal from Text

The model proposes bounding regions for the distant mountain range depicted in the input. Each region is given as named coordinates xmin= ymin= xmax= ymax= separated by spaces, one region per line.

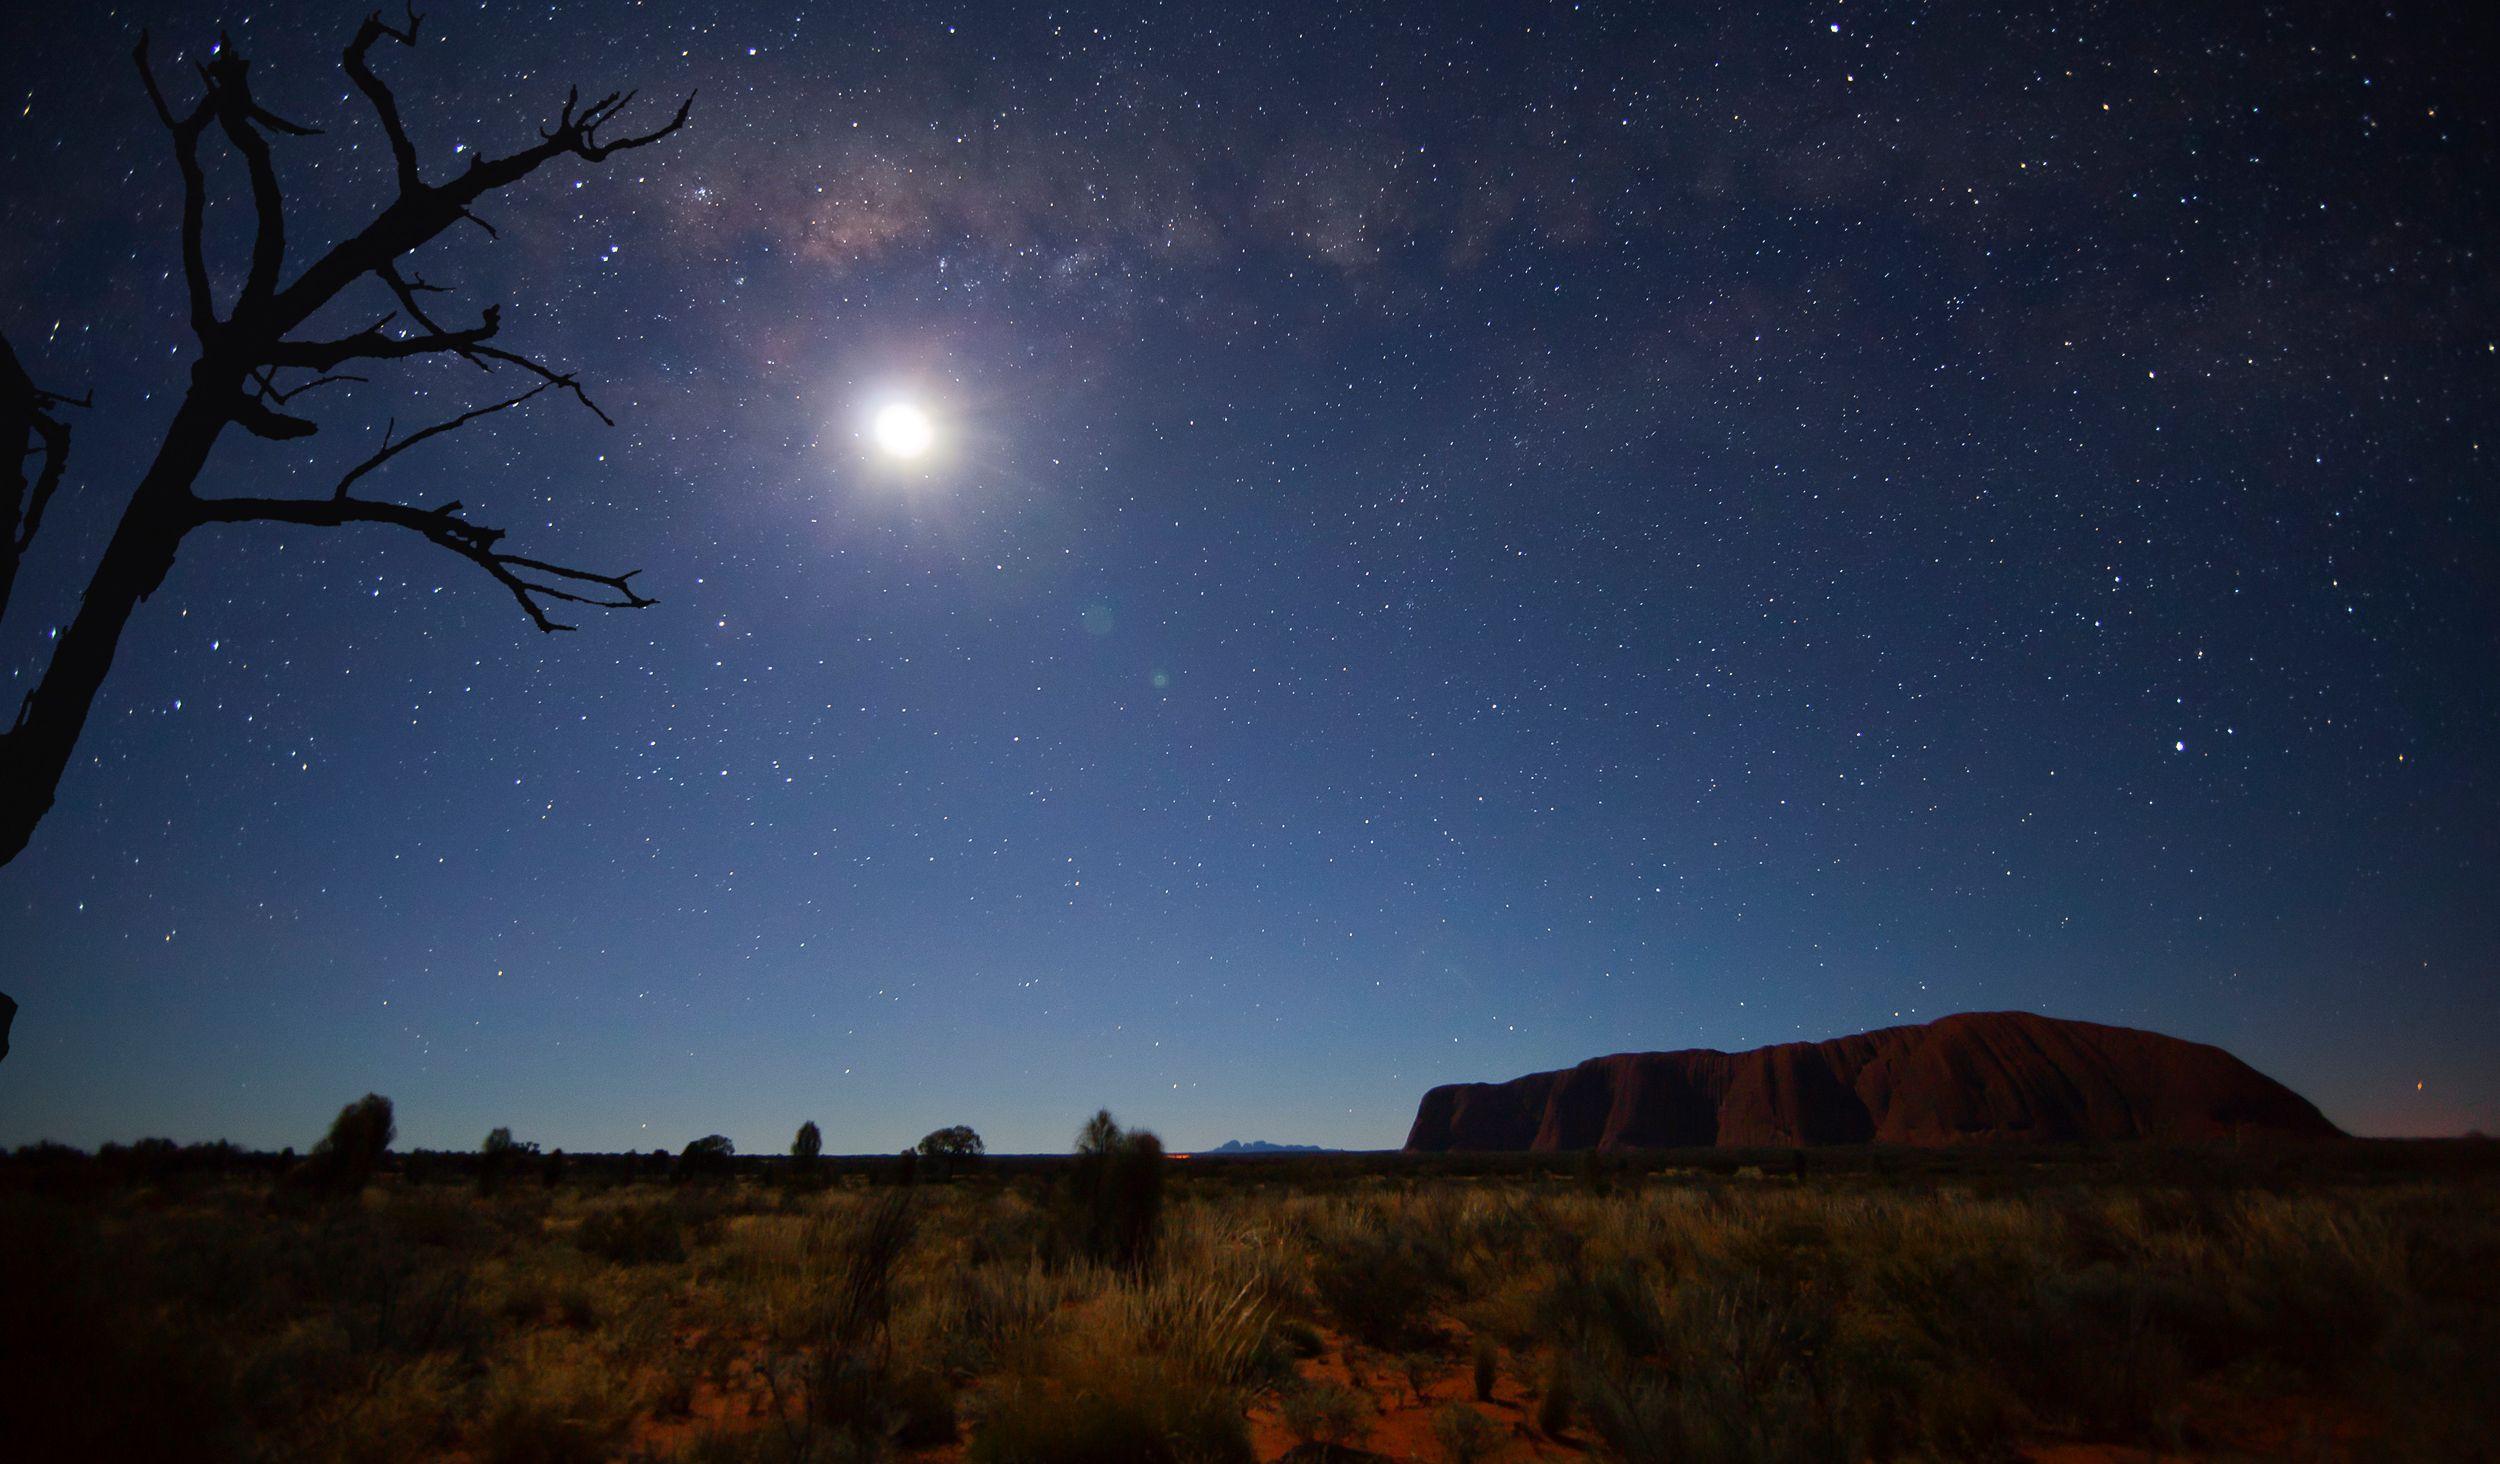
xmin=1207 ymin=1139 xmax=1330 ymax=1154
xmin=1407 ymin=1010 xmax=2341 ymax=1150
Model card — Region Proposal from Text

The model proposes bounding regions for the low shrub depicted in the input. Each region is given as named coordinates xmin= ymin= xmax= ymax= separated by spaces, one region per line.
xmin=968 ymin=1365 xmax=1252 ymax=1464
xmin=474 ymin=1336 xmax=637 ymax=1464
xmin=1309 ymin=1224 xmax=1442 ymax=1349
xmin=1275 ymin=1380 xmax=1367 ymax=1454
xmin=576 ymin=1200 xmax=687 ymax=1265
xmin=1430 ymin=1401 xmax=1504 ymax=1464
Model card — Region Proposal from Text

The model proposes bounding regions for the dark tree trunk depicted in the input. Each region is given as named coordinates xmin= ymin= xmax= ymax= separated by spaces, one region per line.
xmin=0 ymin=392 xmax=226 ymax=866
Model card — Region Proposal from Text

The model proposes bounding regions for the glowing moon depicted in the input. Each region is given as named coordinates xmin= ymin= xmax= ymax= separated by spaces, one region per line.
xmin=871 ymin=402 xmax=936 ymax=459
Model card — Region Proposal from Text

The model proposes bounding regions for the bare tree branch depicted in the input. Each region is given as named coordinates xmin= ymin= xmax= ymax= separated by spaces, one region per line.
xmin=133 ymin=34 xmax=218 ymax=340
xmin=332 ymin=382 xmax=547 ymax=500
xmin=1 ymin=337 xmax=79 ymax=624
xmin=266 ymin=81 xmax=691 ymax=337
xmin=201 ymin=49 xmax=296 ymax=313
xmin=0 ymin=20 xmax=691 ymax=872
xmin=267 ymin=305 xmax=501 ymax=370
xmin=191 ymin=491 xmax=653 ymax=633
xmin=228 ymin=394 xmax=319 ymax=441
xmin=252 ymin=367 xmax=369 ymax=405
xmin=470 ymin=345 xmax=615 ymax=425
xmin=20 ymin=416 xmax=71 ymax=551
xmin=376 ymin=262 xmax=485 ymax=369
xmin=344 ymin=6 xmax=425 ymax=192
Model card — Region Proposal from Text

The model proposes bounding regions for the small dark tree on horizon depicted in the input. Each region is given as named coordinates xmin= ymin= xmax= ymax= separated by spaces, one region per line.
xmin=915 ymin=1125 xmax=984 ymax=1162
xmin=1069 ymin=1108 xmax=1165 ymax=1271
xmin=679 ymin=1133 xmax=734 ymax=1181
xmin=478 ymin=1124 xmax=538 ymax=1194
xmin=792 ymin=1119 xmax=823 ymax=1187
xmin=294 ymin=1092 xmax=393 ymax=1197
xmin=913 ymin=1123 xmax=984 ymax=1182
xmin=0 ymin=10 xmax=692 ymax=1037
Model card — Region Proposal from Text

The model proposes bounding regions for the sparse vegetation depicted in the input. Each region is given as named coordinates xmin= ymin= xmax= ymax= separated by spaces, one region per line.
xmin=4 ymin=1133 xmax=2496 ymax=1461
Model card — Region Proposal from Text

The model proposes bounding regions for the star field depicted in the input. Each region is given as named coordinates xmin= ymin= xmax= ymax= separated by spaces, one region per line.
xmin=0 ymin=2 xmax=2493 ymax=1150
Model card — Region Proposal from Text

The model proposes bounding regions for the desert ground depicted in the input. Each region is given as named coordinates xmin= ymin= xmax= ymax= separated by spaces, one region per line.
xmin=6 ymin=1132 xmax=2496 ymax=1462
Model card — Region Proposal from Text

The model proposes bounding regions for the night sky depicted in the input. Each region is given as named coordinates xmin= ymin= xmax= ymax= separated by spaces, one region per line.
xmin=2 ymin=2 xmax=2494 ymax=1154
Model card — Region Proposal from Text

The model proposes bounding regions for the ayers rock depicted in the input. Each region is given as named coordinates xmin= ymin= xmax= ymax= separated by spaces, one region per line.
xmin=1404 ymin=1011 xmax=2341 ymax=1150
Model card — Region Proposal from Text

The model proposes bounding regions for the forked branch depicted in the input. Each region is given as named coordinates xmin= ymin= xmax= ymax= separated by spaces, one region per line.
xmin=193 ymin=379 xmax=648 ymax=631
xmin=194 ymin=490 xmax=652 ymax=634
xmin=344 ymin=6 xmax=424 ymax=190
xmin=133 ymin=34 xmax=217 ymax=340
xmin=0 ymin=14 xmax=692 ymax=872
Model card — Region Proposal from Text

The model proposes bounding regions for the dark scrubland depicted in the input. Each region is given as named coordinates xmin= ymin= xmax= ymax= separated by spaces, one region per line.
xmin=4 ymin=1131 xmax=2495 ymax=1462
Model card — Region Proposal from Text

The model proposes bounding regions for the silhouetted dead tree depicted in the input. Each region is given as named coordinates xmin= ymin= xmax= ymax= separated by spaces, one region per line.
xmin=0 ymin=11 xmax=689 ymax=874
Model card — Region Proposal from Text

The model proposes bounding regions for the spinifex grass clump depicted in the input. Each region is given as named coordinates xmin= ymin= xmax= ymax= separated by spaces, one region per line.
xmin=575 ymin=1198 xmax=690 ymax=1265
xmin=1307 ymin=1218 xmax=1447 ymax=1349
xmin=968 ymin=1363 xmax=1254 ymax=1464
xmin=1275 ymin=1380 xmax=1368 ymax=1454
xmin=802 ymin=1192 xmax=928 ymax=1449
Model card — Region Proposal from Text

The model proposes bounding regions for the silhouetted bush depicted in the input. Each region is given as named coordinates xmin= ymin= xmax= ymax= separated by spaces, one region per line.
xmin=477 ymin=1126 xmax=540 ymax=1196
xmin=793 ymin=1119 xmax=822 ymax=1169
xmin=1065 ymin=1109 xmax=1166 ymax=1271
xmin=292 ymin=1093 xmax=393 ymax=1198
xmin=677 ymin=1133 xmax=734 ymax=1182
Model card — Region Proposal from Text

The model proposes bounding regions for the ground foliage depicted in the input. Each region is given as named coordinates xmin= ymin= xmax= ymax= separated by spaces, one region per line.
xmin=2 ymin=1137 xmax=2494 ymax=1461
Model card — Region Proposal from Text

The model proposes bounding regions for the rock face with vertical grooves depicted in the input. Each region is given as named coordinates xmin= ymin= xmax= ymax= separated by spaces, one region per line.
xmin=1403 ymin=1011 xmax=2341 ymax=1150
